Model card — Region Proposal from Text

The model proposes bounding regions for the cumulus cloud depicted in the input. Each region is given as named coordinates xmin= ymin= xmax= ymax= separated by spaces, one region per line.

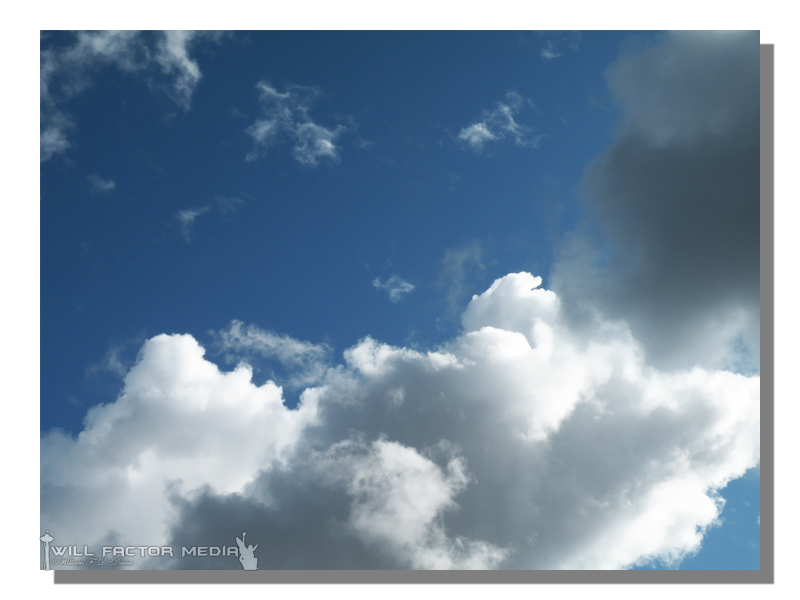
xmin=372 ymin=275 xmax=415 ymax=303
xmin=245 ymin=82 xmax=347 ymax=166
xmin=551 ymin=31 xmax=760 ymax=373
xmin=40 ymin=31 xmax=217 ymax=162
xmin=41 ymin=273 xmax=758 ymax=570
xmin=41 ymin=333 xmax=318 ymax=559
xmin=87 ymin=174 xmax=116 ymax=194
xmin=458 ymin=92 xmax=542 ymax=152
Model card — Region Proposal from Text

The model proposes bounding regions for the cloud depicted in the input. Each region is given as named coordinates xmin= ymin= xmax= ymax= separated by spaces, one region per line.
xmin=539 ymin=32 xmax=582 ymax=61
xmin=41 ymin=333 xmax=318 ymax=558
xmin=175 ymin=196 xmax=244 ymax=242
xmin=372 ymin=275 xmax=415 ymax=303
xmin=86 ymin=347 xmax=128 ymax=378
xmin=551 ymin=31 xmax=760 ymax=373
xmin=245 ymin=82 xmax=347 ymax=166
xmin=40 ymin=112 xmax=73 ymax=162
xmin=176 ymin=207 xmax=211 ymax=241
xmin=214 ymin=319 xmax=331 ymax=390
xmin=458 ymin=92 xmax=542 ymax=153
xmin=437 ymin=242 xmax=484 ymax=316
xmin=457 ymin=123 xmax=498 ymax=151
xmin=154 ymin=30 xmax=204 ymax=110
xmin=41 ymin=272 xmax=758 ymax=570
xmin=40 ymin=31 xmax=218 ymax=162
xmin=541 ymin=41 xmax=563 ymax=61
xmin=87 ymin=174 xmax=116 ymax=194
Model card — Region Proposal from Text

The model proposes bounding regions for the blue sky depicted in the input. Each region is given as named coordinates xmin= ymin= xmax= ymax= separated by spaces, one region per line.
xmin=39 ymin=30 xmax=761 ymax=571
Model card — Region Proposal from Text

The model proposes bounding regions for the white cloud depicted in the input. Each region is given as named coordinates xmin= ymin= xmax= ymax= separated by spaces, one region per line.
xmin=154 ymin=31 xmax=203 ymax=110
xmin=538 ymin=32 xmax=581 ymax=62
xmin=176 ymin=206 xmax=211 ymax=241
xmin=245 ymin=82 xmax=347 ymax=166
xmin=372 ymin=275 xmax=415 ymax=303
xmin=316 ymin=438 xmax=508 ymax=569
xmin=294 ymin=122 xmax=346 ymax=166
xmin=214 ymin=319 xmax=331 ymax=389
xmin=87 ymin=174 xmax=116 ymax=194
xmin=41 ymin=333 xmax=319 ymax=554
xmin=175 ymin=196 xmax=244 ymax=242
xmin=458 ymin=92 xmax=542 ymax=153
xmin=457 ymin=123 xmax=498 ymax=151
xmin=41 ymin=273 xmax=758 ymax=570
xmin=40 ymin=113 xmax=73 ymax=162
xmin=40 ymin=31 xmax=217 ymax=162
xmin=541 ymin=41 xmax=563 ymax=61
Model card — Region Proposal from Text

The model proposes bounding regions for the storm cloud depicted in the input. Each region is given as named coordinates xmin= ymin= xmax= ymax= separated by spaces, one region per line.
xmin=551 ymin=31 xmax=760 ymax=373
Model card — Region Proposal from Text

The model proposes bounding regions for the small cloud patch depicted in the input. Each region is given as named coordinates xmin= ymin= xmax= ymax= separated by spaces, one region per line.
xmin=458 ymin=92 xmax=542 ymax=153
xmin=87 ymin=174 xmax=116 ymax=194
xmin=373 ymin=275 xmax=415 ymax=303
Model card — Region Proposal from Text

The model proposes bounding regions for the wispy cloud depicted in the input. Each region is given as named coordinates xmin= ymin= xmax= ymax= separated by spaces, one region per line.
xmin=246 ymin=81 xmax=347 ymax=166
xmin=85 ymin=335 xmax=146 ymax=378
xmin=87 ymin=174 xmax=116 ymax=194
xmin=541 ymin=41 xmax=563 ymax=61
xmin=437 ymin=241 xmax=484 ymax=316
xmin=458 ymin=92 xmax=542 ymax=153
xmin=40 ymin=31 xmax=220 ymax=162
xmin=85 ymin=346 xmax=128 ymax=378
xmin=40 ymin=112 xmax=73 ymax=162
xmin=357 ymin=137 xmax=375 ymax=150
xmin=214 ymin=320 xmax=332 ymax=389
xmin=372 ymin=275 xmax=415 ymax=303
xmin=539 ymin=31 xmax=582 ymax=62
xmin=176 ymin=195 xmax=244 ymax=242
xmin=154 ymin=31 xmax=204 ymax=110
xmin=177 ymin=207 xmax=211 ymax=241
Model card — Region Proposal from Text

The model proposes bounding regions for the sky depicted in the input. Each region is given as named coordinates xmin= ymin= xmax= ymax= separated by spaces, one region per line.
xmin=38 ymin=30 xmax=762 ymax=571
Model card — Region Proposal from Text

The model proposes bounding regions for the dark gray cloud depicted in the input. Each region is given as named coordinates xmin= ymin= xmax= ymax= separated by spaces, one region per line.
xmin=552 ymin=31 xmax=760 ymax=372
